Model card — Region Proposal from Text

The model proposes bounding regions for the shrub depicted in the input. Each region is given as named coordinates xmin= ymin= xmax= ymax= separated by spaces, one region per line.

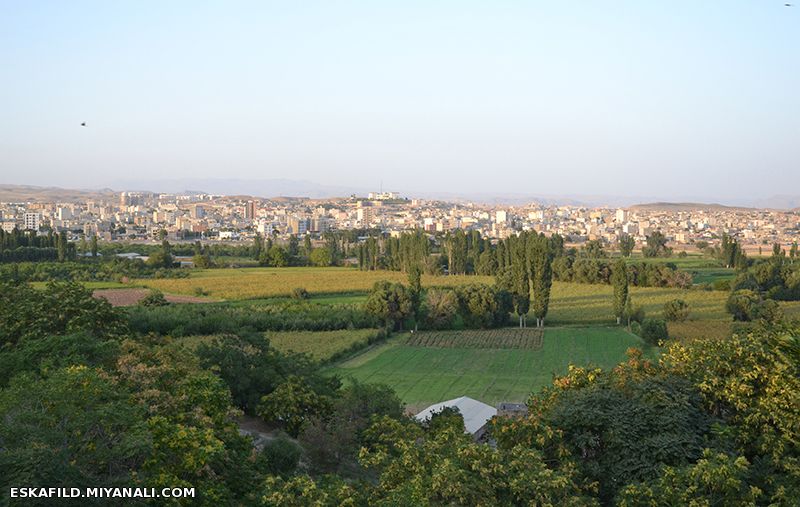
xmin=712 ymin=279 xmax=731 ymax=291
xmin=663 ymin=299 xmax=690 ymax=322
xmin=640 ymin=318 xmax=669 ymax=345
xmin=291 ymin=287 xmax=310 ymax=300
xmin=258 ymin=435 xmax=303 ymax=477
xmin=138 ymin=289 xmax=169 ymax=307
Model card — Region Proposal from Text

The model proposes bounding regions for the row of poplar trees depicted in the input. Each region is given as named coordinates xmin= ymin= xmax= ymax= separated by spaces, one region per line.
xmin=495 ymin=231 xmax=557 ymax=328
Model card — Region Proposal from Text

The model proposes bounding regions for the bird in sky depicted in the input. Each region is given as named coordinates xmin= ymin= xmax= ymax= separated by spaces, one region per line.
xmin=81 ymin=122 xmax=87 ymax=127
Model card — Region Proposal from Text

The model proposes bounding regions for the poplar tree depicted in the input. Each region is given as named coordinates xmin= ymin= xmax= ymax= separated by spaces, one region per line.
xmin=611 ymin=259 xmax=629 ymax=325
xmin=510 ymin=234 xmax=530 ymax=327
xmin=530 ymin=234 xmax=554 ymax=327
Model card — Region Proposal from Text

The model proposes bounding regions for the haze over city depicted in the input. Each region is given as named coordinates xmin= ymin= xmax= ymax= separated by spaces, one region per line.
xmin=1 ymin=1 xmax=798 ymax=203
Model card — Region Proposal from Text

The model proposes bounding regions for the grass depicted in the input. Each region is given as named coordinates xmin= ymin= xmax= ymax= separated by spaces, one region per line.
xmin=329 ymin=327 xmax=652 ymax=410
xmin=266 ymin=329 xmax=383 ymax=361
xmin=138 ymin=267 xmax=493 ymax=300
xmin=548 ymin=282 xmax=729 ymax=322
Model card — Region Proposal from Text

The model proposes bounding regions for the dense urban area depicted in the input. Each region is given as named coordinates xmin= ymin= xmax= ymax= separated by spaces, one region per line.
xmin=4 ymin=189 xmax=799 ymax=254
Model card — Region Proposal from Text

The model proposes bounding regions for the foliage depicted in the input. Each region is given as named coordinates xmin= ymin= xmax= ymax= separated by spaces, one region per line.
xmin=663 ymin=328 xmax=800 ymax=501
xmin=195 ymin=332 xmax=332 ymax=415
xmin=300 ymin=381 xmax=405 ymax=474
xmin=0 ymin=281 xmax=127 ymax=347
xmin=639 ymin=318 xmax=669 ymax=345
xmin=616 ymin=450 xmax=761 ymax=506
xmin=128 ymin=300 xmax=379 ymax=336
xmin=257 ymin=375 xmax=333 ymax=437
xmin=359 ymin=420 xmax=598 ymax=506
xmin=663 ymin=298 xmax=690 ymax=322
xmin=364 ymin=280 xmax=413 ymax=330
xmin=258 ymin=435 xmax=304 ymax=478
xmin=137 ymin=288 xmax=170 ymax=307
xmin=455 ymin=283 xmax=511 ymax=329
xmin=421 ymin=288 xmax=460 ymax=330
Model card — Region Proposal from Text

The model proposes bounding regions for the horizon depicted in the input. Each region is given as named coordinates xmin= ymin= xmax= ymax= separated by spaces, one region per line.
xmin=2 ymin=1 xmax=798 ymax=200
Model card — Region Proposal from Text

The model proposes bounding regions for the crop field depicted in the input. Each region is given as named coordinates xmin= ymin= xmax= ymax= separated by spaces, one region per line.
xmin=548 ymin=282 xmax=728 ymax=324
xmin=406 ymin=328 xmax=543 ymax=349
xmin=176 ymin=328 xmax=383 ymax=361
xmin=330 ymin=327 xmax=650 ymax=409
xmin=266 ymin=329 xmax=382 ymax=361
xmin=138 ymin=267 xmax=493 ymax=300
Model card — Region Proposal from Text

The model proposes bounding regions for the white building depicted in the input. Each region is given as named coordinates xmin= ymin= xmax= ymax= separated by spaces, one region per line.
xmin=415 ymin=396 xmax=497 ymax=441
xmin=495 ymin=210 xmax=508 ymax=224
xmin=23 ymin=212 xmax=40 ymax=231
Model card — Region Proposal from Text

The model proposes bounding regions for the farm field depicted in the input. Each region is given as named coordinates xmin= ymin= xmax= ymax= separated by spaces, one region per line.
xmin=265 ymin=329 xmax=383 ymax=361
xmin=329 ymin=327 xmax=651 ymax=410
xmin=138 ymin=267 xmax=493 ymax=300
xmin=175 ymin=328 xmax=383 ymax=362
xmin=547 ymin=282 xmax=729 ymax=324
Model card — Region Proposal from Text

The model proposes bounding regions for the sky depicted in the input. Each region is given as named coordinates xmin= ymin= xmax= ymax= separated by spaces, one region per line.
xmin=1 ymin=1 xmax=798 ymax=201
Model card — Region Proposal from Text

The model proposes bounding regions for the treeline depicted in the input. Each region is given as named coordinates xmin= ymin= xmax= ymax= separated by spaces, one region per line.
xmin=351 ymin=229 xmax=693 ymax=290
xmin=552 ymin=257 xmax=692 ymax=288
xmin=0 ymin=229 xmax=77 ymax=263
xmin=127 ymin=300 xmax=380 ymax=336
xmin=729 ymin=242 xmax=800 ymax=301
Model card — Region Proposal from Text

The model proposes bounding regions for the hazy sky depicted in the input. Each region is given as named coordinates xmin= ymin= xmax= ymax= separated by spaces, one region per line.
xmin=1 ymin=1 xmax=798 ymax=199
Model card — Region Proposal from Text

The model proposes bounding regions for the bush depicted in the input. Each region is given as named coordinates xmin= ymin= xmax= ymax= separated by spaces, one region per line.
xmin=291 ymin=287 xmax=310 ymax=300
xmin=640 ymin=318 xmax=669 ymax=345
xmin=663 ymin=299 xmax=690 ymax=322
xmin=137 ymin=289 xmax=170 ymax=307
xmin=712 ymin=279 xmax=731 ymax=291
xmin=258 ymin=435 xmax=303 ymax=477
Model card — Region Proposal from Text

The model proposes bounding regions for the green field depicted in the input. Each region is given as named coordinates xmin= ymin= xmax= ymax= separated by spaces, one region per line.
xmin=266 ymin=329 xmax=382 ymax=361
xmin=329 ymin=327 xmax=652 ymax=410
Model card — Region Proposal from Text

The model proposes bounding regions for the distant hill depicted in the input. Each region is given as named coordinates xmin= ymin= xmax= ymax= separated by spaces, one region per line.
xmin=628 ymin=202 xmax=750 ymax=211
xmin=0 ymin=184 xmax=115 ymax=203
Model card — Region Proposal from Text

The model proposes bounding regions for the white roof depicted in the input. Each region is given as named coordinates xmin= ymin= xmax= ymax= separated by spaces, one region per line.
xmin=415 ymin=396 xmax=497 ymax=435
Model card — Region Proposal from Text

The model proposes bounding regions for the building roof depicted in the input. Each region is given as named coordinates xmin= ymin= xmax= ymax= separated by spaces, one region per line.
xmin=414 ymin=396 xmax=497 ymax=435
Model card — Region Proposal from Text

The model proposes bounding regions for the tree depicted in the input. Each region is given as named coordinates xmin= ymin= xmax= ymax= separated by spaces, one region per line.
xmin=308 ymin=247 xmax=333 ymax=267
xmin=611 ymin=260 xmax=629 ymax=325
xmin=663 ymin=299 xmax=690 ymax=322
xmin=267 ymin=245 xmax=290 ymax=267
xmin=0 ymin=366 xmax=151 ymax=494
xmin=364 ymin=281 xmax=413 ymax=330
xmin=529 ymin=234 xmax=554 ymax=327
xmin=407 ymin=263 xmax=422 ymax=329
xmin=639 ymin=318 xmax=669 ymax=345
xmin=456 ymin=283 xmax=510 ymax=329
xmin=642 ymin=231 xmax=671 ymax=257
xmin=619 ymin=235 xmax=636 ymax=257
xmin=616 ymin=450 xmax=760 ymax=506
xmin=90 ymin=234 xmax=98 ymax=257
xmin=57 ymin=232 xmax=68 ymax=262
xmin=253 ymin=233 xmax=263 ymax=260
xmin=147 ymin=240 xmax=173 ymax=268
xmin=422 ymin=289 xmax=459 ymax=330
xmin=257 ymin=376 xmax=332 ymax=438
xmin=510 ymin=235 xmax=530 ymax=327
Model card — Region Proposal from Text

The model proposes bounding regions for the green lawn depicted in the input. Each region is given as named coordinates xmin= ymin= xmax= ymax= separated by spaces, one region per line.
xmin=329 ymin=327 xmax=652 ymax=411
